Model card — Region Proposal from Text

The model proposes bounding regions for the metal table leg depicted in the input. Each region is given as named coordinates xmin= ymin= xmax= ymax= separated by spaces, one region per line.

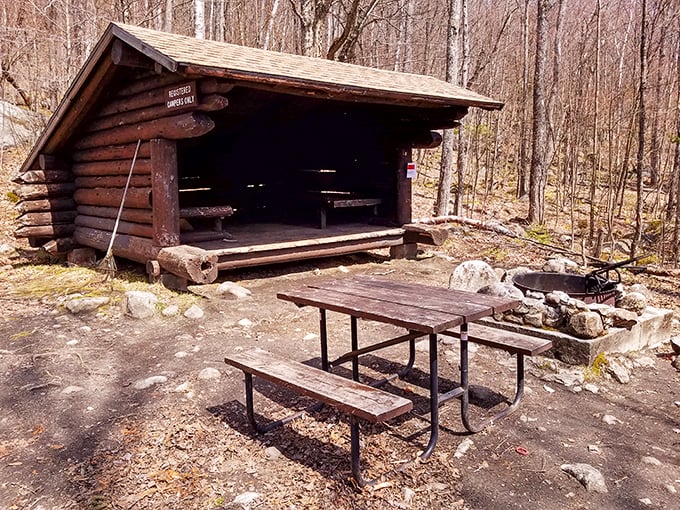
xmin=320 ymin=308 xmax=329 ymax=371
xmin=421 ymin=332 xmax=440 ymax=459
xmin=351 ymin=315 xmax=359 ymax=381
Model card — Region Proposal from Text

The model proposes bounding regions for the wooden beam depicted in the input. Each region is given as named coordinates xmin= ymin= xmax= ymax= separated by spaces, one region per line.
xmin=111 ymin=39 xmax=154 ymax=69
xmin=157 ymin=245 xmax=218 ymax=283
xmin=77 ymin=205 xmax=152 ymax=224
xmin=73 ymin=111 xmax=215 ymax=149
xmin=16 ymin=198 xmax=76 ymax=214
xmin=13 ymin=170 xmax=72 ymax=184
xmin=151 ymin=139 xmax=180 ymax=247
xmin=16 ymin=211 xmax=77 ymax=227
xmin=75 ymin=174 xmax=152 ymax=188
xmin=74 ymin=226 xmax=159 ymax=263
xmin=73 ymin=187 xmax=152 ymax=209
xmin=75 ymin=214 xmax=154 ymax=238
xmin=395 ymin=148 xmax=412 ymax=225
xmin=403 ymin=223 xmax=449 ymax=246
xmin=72 ymin=142 xmax=151 ymax=163
xmin=15 ymin=224 xmax=75 ymax=238
xmin=72 ymin=158 xmax=151 ymax=177
xmin=18 ymin=183 xmax=76 ymax=200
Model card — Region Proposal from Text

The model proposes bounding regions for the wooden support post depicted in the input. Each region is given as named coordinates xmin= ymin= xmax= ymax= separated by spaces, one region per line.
xmin=396 ymin=147 xmax=413 ymax=225
xmin=151 ymin=139 xmax=180 ymax=247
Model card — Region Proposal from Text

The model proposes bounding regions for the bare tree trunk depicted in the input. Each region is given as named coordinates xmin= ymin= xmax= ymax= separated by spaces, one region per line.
xmin=453 ymin=0 xmax=469 ymax=216
xmin=588 ymin=0 xmax=602 ymax=249
xmin=164 ymin=0 xmax=173 ymax=32
xmin=435 ymin=0 xmax=461 ymax=216
xmin=632 ymin=0 xmax=647 ymax=257
xmin=195 ymin=0 xmax=205 ymax=39
xmin=517 ymin=0 xmax=530 ymax=198
xmin=263 ymin=0 xmax=281 ymax=50
xmin=529 ymin=0 xmax=551 ymax=224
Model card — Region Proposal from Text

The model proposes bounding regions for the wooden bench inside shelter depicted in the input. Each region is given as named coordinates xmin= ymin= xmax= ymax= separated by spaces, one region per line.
xmin=224 ymin=347 xmax=413 ymax=487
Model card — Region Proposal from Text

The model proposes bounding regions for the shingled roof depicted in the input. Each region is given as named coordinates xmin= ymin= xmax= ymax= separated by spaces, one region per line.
xmin=22 ymin=22 xmax=502 ymax=172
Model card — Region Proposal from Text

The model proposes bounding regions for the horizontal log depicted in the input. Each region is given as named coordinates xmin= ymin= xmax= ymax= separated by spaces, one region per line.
xmin=74 ymin=111 xmax=215 ymax=150
xmin=179 ymin=205 xmax=234 ymax=218
xmin=76 ymin=205 xmax=153 ymax=224
xmin=16 ymin=198 xmax=76 ymax=214
xmin=41 ymin=238 xmax=76 ymax=255
xmin=116 ymin=72 xmax=184 ymax=97
xmin=74 ymin=226 xmax=159 ymax=263
xmin=403 ymin=223 xmax=449 ymax=246
xmin=18 ymin=183 xmax=76 ymax=200
xmin=180 ymin=230 xmax=233 ymax=244
xmin=39 ymin=154 xmax=69 ymax=171
xmin=72 ymin=142 xmax=151 ymax=163
xmin=87 ymin=94 xmax=228 ymax=133
xmin=75 ymin=174 xmax=152 ymax=188
xmin=72 ymin=158 xmax=151 ymax=177
xmin=15 ymin=224 xmax=75 ymax=238
xmin=16 ymin=210 xmax=77 ymax=227
xmin=74 ymin=187 xmax=152 ymax=209
xmin=157 ymin=245 xmax=218 ymax=284
xmin=12 ymin=170 xmax=73 ymax=184
xmin=75 ymin=214 xmax=154 ymax=238
xmin=408 ymin=130 xmax=443 ymax=149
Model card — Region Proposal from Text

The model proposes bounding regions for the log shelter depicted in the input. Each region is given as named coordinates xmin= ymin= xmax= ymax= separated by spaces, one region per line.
xmin=15 ymin=23 xmax=503 ymax=284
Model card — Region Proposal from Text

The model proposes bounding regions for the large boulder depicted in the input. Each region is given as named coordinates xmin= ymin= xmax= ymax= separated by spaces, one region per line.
xmin=449 ymin=260 xmax=500 ymax=292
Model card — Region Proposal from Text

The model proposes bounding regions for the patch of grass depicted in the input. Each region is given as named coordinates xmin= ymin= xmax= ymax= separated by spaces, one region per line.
xmin=525 ymin=224 xmax=551 ymax=244
xmin=5 ymin=191 xmax=19 ymax=203
xmin=584 ymin=352 xmax=608 ymax=381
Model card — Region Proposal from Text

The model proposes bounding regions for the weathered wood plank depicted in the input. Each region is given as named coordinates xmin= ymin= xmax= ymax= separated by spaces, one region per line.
xmin=73 ymin=187 xmax=152 ymax=209
xmin=72 ymin=142 xmax=151 ymax=163
xmin=442 ymin=323 xmax=553 ymax=356
xmin=73 ymin=112 xmax=215 ymax=150
xmin=151 ymin=139 xmax=180 ymax=247
xmin=15 ymin=224 xmax=75 ymax=238
xmin=76 ymin=205 xmax=153 ymax=224
xmin=72 ymin=158 xmax=151 ymax=177
xmin=396 ymin=148 xmax=412 ymax=225
xmin=16 ymin=198 xmax=76 ymax=214
xmin=75 ymin=214 xmax=154 ymax=239
xmin=75 ymin=174 xmax=152 ymax=188
xmin=74 ymin=226 xmax=159 ymax=263
xmin=157 ymin=245 xmax=218 ymax=283
xmin=179 ymin=205 xmax=234 ymax=218
xmin=402 ymin=223 xmax=449 ymax=246
xmin=225 ymin=348 xmax=412 ymax=423
xmin=16 ymin=210 xmax=77 ymax=227
xmin=18 ymin=183 xmax=76 ymax=200
xmin=13 ymin=170 xmax=73 ymax=184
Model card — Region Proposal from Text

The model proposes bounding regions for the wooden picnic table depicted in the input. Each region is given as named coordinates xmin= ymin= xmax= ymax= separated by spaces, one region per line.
xmin=277 ymin=275 xmax=522 ymax=457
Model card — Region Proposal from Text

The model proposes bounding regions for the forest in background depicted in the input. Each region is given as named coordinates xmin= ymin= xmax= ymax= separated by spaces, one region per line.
xmin=1 ymin=0 xmax=680 ymax=265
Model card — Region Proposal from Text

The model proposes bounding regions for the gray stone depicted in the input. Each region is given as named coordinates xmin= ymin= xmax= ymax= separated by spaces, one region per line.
xmin=123 ymin=291 xmax=158 ymax=319
xmin=162 ymin=304 xmax=179 ymax=317
xmin=560 ymin=463 xmax=608 ymax=493
xmin=216 ymin=281 xmax=252 ymax=300
xmin=134 ymin=375 xmax=168 ymax=389
xmin=526 ymin=290 xmax=545 ymax=300
xmin=672 ymin=356 xmax=680 ymax=371
xmin=641 ymin=456 xmax=662 ymax=466
xmin=545 ymin=291 xmax=571 ymax=306
xmin=64 ymin=296 xmax=110 ymax=314
xmin=504 ymin=266 xmax=532 ymax=283
xmin=449 ymin=260 xmax=500 ymax=292
xmin=616 ymin=291 xmax=648 ymax=315
xmin=184 ymin=304 xmax=205 ymax=319
xmin=606 ymin=359 xmax=631 ymax=384
xmin=477 ymin=282 xmax=524 ymax=300
xmin=610 ymin=308 xmax=638 ymax=329
xmin=543 ymin=305 xmax=565 ymax=329
xmin=568 ymin=311 xmax=604 ymax=339
xmin=629 ymin=283 xmax=652 ymax=300
xmin=265 ymin=446 xmax=283 ymax=460
xmin=523 ymin=311 xmax=544 ymax=328
xmin=0 ymin=243 xmax=18 ymax=258
xmin=670 ymin=336 xmax=680 ymax=354
xmin=198 ymin=367 xmax=221 ymax=380
xmin=543 ymin=257 xmax=579 ymax=273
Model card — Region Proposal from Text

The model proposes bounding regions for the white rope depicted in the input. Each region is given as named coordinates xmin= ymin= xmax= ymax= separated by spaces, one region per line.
xmin=102 ymin=139 xmax=142 ymax=262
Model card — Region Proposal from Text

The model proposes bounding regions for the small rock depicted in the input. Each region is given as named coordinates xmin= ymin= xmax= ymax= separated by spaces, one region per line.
xmin=134 ymin=375 xmax=168 ymax=389
xmin=584 ymin=383 xmax=600 ymax=394
xmin=123 ymin=291 xmax=158 ymax=319
xmin=233 ymin=491 xmax=261 ymax=507
xmin=454 ymin=438 xmax=474 ymax=458
xmin=265 ymin=446 xmax=282 ymax=460
xmin=238 ymin=318 xmax=253 ymax=328
xmin=216 ymin=281 xmax=252 ymax=300
xmin=587 ymin=445 xmax=601 ymax=453
xmin=477 ymin=282 xmax=524 ymax=300
xmin=449 ymin=260 xmax=500 ymax=292
xmin=198 ymin=367 xmax=221 ymax=380
xmin=338 ymin=265 xmax=350 ymax=273
xmin=175 ymin=351 xmax=189 ymax=358
xmin=61 ymin=385 xmax=84 ymax=394
xmin=610 ymin=308 xmax=638 ymax=329
xmin=671 ymin=337 xmax=680 ymax=355
xmin=403 ymin=487 xmax=416 ymax=504
xmin=665 ymin=484 xmax=677 ymax=494
xmin=638 ymin=498 xmax=652 ymax=506
xmin=616 ymin=291 xmax=647 ymax=315
xmin=303 ymin=333 xmax=318 ymax=341
xmin=568 ymin=311 xmax=604 ymax=339
xmin=543 ymin=384 xmax=556 ymax=393
xmin=672 ymin=356 xmax=680 ymax=371
xmin=184 ymin=304 xmax=204 ymax=319
xmin=641 ymin=456 xmax=662 ymax=466
xmin=602 ymin=414 xmax=621 ymax=425
xmin=162 ymin=304 xmax=179 ymax=317
xmin=66 ymin=339 xmax=79 ymax=346
xmin=629 ymin=283 xmax=652 ymax=299
xmin=174 ymin=382 xmax=191 ymax=393
xmin=560 ymin=463 xmax=608 ymax=493
xmin=607 ymin=360 xmax=631 ymax=384
xmin=0 ymin=243 xmax=17 ymax=257
xmin=64 ymin=296 xmax=110 ymax=314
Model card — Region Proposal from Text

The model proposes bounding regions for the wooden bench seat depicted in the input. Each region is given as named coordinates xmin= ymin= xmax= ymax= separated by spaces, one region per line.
xmin=303 ymin=191 xmax=382 ymax=229
xmin=441 ymin=322 xmax=553 ymax=433
xmin=225 ymin=347 xmax=412 ymax=486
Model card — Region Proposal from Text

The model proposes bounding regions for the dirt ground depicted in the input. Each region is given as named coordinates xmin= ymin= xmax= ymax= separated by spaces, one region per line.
xmin=0 ymin=146 xmax=679 ymax=509
xmin=0 ymin=241 xmax=678 ymax=510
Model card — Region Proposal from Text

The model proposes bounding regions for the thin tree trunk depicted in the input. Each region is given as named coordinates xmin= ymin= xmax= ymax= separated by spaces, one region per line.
xmin=632 ymin=0 xmax=647 ymax=257
xmin=435 ymin=0 xmax=461 ymax=216
xmin=517 ymin=0 xmax=530 ymax=198
xmin=588 ymin=0 xmax=601 ymax=249
xmin=195 ymin=0 xmax=205 ymax=39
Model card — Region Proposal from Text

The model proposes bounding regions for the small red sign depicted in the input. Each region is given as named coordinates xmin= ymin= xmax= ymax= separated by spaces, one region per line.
xmin=406 ymin=162 xmax=417 ymax=179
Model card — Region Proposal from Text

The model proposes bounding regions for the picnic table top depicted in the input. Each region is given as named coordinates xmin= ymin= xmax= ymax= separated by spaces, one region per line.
xmin=277 ymin=275 xmax=520 ymax=334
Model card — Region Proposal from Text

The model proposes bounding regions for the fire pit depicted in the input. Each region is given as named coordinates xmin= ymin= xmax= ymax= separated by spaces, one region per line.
xmin=512 ymin=271 xmax=618 ymax=305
